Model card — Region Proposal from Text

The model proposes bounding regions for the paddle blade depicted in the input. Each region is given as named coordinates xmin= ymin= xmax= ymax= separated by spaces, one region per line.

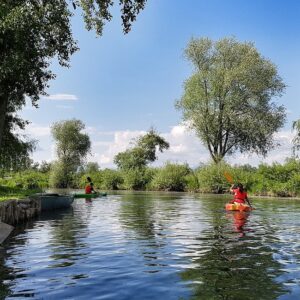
xmin=224 ymin=171 xmax=234 ymax=184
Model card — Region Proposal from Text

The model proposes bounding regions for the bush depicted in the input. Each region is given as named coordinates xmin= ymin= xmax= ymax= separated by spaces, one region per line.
xmin=0 ymin=170 xmax=49 ymax=190
xmin=185 ymin=173 xmax=199 ymax=191
xmin=101 ymin=169 xmax=123 ymax=190
xmin=196 ymin=162 xmax=232 ymax=193
xmin=49 ymin=161 xmax=75 ymax=188
xmin=122 ymin=168 xmax=148 ymax=190
xmin=151 ymin=163 xmax=191 ymax=191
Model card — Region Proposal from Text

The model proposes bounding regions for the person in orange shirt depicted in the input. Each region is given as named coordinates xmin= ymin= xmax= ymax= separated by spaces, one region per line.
xmin=85 ymin=177 xmax=95 ymax=194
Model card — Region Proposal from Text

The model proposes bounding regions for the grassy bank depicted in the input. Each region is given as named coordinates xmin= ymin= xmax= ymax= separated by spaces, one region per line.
xmin=1 ymin=158 xmax=300 ymax=198
xmin=0 ymin=186 xmax=42 ymax=201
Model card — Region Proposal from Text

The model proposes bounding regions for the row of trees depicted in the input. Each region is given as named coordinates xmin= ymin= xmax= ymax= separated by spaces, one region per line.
xmin=3 ymin=159 xmax=300 ymax=197
xmin=1 ymin=115 xmax=300 ymax=197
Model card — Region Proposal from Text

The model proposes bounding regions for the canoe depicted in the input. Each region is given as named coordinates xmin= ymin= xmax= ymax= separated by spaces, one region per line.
xmin=31 ymin=193 xmax=74 ymax=211
xmin=73 ymin=192 xmax=107 ymax=198
xmin=225 ymin=203 xmax=251 ymax=212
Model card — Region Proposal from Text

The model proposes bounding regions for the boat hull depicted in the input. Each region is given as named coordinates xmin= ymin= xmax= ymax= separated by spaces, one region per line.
xmin=225 ymin=203 xmax=251 ymax=212
xmin=73 ymin=193 xmax=107 ymax=198
xmin=32 ymin=194 xmax=74 ymax=211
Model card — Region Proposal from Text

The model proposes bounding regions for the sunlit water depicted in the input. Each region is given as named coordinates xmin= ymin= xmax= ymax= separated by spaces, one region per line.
xmin=1 ymin=192 xmax=300 ymax=299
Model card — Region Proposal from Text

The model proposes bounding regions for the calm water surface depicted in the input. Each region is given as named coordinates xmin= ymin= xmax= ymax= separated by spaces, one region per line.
xmin=1 ymin=192 xmax=300 ymax=299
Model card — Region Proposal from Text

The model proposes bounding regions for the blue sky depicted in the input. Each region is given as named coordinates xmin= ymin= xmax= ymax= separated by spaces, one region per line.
xmin=22 ymin=0 xmax=300 ymax=167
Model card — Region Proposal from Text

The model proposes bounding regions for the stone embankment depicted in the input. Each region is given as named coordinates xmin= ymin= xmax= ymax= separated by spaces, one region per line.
xmin=0 ymin=198 xmax=41 ymax=244
xmin=0 ymin=198 xmax=41 ymax=225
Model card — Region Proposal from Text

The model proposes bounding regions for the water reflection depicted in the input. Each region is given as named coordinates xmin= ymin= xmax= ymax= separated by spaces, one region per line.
xmin=0 ymin=193 xmax=299 ymax=299
xmin=180 ymin=208 xmax=288 ymax=299
xmin=229 ymin=211 xmax=249 ymax=237
xmin=46 ymin=207 xmax=89 ymax=268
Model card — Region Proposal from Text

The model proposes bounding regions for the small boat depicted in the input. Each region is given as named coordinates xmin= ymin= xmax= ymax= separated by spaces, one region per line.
xmin=73 ymin=192 xmax=107 ymax=199
xmin=31 ymin=193 xmax=74 ymax=211
xmin=225 ymin=203 xmax=252 ymax=212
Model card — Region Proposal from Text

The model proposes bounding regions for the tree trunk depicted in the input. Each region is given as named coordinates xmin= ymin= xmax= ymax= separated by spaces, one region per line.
xmin=0 ymin=96 xmax=8 ymax=149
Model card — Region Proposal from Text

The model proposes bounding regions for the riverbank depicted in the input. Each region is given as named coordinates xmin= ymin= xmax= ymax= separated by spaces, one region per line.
xmin=0 ymin=187 xmax=42 ymax=202
xmin=2 ymin=159 xmax=300 ymax=197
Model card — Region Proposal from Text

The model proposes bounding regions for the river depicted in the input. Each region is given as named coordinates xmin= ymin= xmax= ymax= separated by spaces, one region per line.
xmin=0 ymin=192 xmax=300 ymax=299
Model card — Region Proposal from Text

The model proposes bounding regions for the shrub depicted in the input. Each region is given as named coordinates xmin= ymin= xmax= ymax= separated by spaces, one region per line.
xmin=122 ymin=168 xmax=148 ymax=190
xmin=49 ymin=161 xmax=75 ymax=188
xmin=196 ymin=162 xmax=231 ymax=193
xmin=101 ymin=169 xmax=123 ymax=190
xmin=151 ymin=163 xmax=191 ymax=191
xmin=185 ymin=173 xmax=199 ymax=192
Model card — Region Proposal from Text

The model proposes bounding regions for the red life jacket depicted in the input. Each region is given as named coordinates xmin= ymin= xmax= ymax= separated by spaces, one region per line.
xmin=232 ymin=188 xmax=247 ymax=204
xmin=85 ymin=185 xmax=92 ymax=194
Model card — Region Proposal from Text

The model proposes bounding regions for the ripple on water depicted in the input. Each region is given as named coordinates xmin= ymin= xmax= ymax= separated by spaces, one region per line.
xmin=1 ymin=193 xmax=300 ymax=299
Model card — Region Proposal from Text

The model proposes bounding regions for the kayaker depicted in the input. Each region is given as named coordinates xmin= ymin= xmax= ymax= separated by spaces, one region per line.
xmin=85 ymin=177 xmax=95 ymax=194
xmin=230 ymin=183 xmax=252 ymax=207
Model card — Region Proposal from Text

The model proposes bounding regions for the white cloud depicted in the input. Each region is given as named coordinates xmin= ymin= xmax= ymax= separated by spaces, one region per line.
xmin=43 ymin=94 xmax=78 ymax=101
xmin=55 ymin=105 xmax=74 ymax=110
xmin=26 ymin=123 xmax=51 ymax=137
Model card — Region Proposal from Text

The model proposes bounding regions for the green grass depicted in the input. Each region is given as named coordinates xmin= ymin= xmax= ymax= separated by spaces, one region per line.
xmin=0 ymin=186 xmax=42 ymax=201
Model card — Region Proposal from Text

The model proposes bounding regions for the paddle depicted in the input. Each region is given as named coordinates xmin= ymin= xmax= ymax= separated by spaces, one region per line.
xmin=224 ymin=171 xmax=234 ymax=184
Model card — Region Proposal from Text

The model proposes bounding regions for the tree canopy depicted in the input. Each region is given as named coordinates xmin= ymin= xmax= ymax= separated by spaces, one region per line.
xmin=176 ymin=37 xmax=286 ymax=163
xmin=0 ymin=0 xmax=146 ymax=150
xmin=114 ymin=129 xmax=169 ymax=170
xmin=0 ymin=114 xmax=36 ymax=171
xmin=292 ymin=119 xmax=300 ymax=157
xmin=50 ymin=119 xmax=91 ymax=187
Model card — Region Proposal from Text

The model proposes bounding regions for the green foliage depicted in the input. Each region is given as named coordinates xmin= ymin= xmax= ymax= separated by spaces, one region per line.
xmin=114 ymin=129 xmax=169 ymax=170
xmin=50 ymin=119 xmax=91 ymax=188
xmin=292 ymin=119 xmax=300 ymax=156
xmin=0 ymin=170 xmax=49 ymax=191
xmin=49 ymin=161 xmax=72 ymax=188
xmin=85 ymin=162 xmax=100 ymax=173
xmin=0 ymin=1 xmax=77 ymax=148
xmin=0 ymin=186 xmax=42 ymax=201
xmin=76 ymin=0 xmax=147 ymax=35
xmin=100 ymin=169 xmax=123 ymax=190
xmin=78 ymin=169 xmax=123 ymax=190
xmin=177 ymin=37 xmax=286 ymax=163
xmin=185 ymin=173 xmax=199 ymax=192
xmin=114 ymin=147 xmax=148 ymax=170
xmin=0 ymin=116 xmax=36 ymax=171
xmin=0 ymin=0 xmax=146 ymax=150
xmin=251 ymin=159 xmax=300 ymax=196
xmin=39 ymin=161 xmax=52 ymax=173
xmin=122 ymin=168 xmax=149 ymax=190
xmin=151 ymin=163 xmax=191 ymax=191
xmin=196 ymin=162 xmax=232 ymax=193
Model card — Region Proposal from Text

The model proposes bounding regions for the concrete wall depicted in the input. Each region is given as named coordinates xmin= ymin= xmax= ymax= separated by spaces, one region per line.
xmin=0 ymin=198 xmax=41 ymax=226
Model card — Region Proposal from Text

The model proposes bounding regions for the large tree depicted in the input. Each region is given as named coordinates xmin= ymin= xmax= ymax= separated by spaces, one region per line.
xmin=50 ymin=119 xmax=91 ymax=188
xmin=292 ymin=119 xmax=300 ymax=157
xmin=0 ymin=0 xmax=146 ymax=149
xmin=0 ymin=115 xmax=36 ymax=171
xmin=176 ymin=37 xmax=286 ymax=163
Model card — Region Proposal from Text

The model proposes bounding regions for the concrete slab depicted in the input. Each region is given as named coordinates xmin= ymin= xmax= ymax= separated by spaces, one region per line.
xmin=0 ymin=222 xmax=14 ymax=244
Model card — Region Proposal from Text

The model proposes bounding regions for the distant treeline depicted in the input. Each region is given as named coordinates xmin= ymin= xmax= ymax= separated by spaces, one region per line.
xmin=1 ymin=159 xmax=300 ymax=197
